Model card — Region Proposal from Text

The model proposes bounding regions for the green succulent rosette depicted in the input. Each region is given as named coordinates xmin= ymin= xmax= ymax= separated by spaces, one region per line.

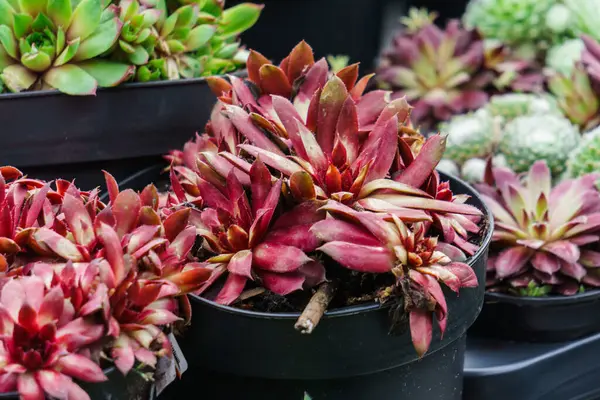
xmin=136 ymin=0 xmax=262 ymax=81
xmin=0 ymin=0 xmax=134 ymax=94
xmin=113 ymin=0 xmax=162 ymax=65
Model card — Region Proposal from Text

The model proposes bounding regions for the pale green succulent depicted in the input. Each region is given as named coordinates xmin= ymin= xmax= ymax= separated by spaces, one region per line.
xmin=439 ymin=109 xmax=497 ymax=165
xmin=498 ymin=114 xmax=581 ymax=176
xmin=546 ymin=38 xmax=584 ymax=76
xmin=485 ymin=93 xmax=560 ymax=122
xmin=437 ymin=159 xmax=460 ymax=177
xmin=0 ymin=0 xmax=134 ymax=94
xmin=563 ymin=0 xmax=600 ymax=42
xmin=461 ymin=158 xmax=487 ymax=183
xmin=566 ymin=126 xmax=600 ymax=177
xmin=464 ymin=0 xmax=568 ymax=47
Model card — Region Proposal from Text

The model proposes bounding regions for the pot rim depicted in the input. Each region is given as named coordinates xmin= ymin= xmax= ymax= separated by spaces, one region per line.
xmin=0 ymin=69 xmax=247 ymax=101
xmin=484 ymin=289 xmax=600 ymax=306
xmin=0 ymin=366 xmax=117 ymax=398
xmin=190 ymin=171 xmax=495 ymax=320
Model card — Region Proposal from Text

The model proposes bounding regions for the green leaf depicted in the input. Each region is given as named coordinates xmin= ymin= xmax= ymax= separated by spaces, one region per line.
xmin=166 ymin=39 xmax=185 ymax=53
xmin=0 ymin=25 xmax=17 ymax=59
xmin=0 ymin=45 xmax=14 ymax=69
xmin=200 ymin=56 xmax=235 ymax=76
xmin=123 ymin=0 xmax=139 ymax=21
xmin=218 ymin=3 xmax=262 ymax=39
xmin=135 ymin=64 xmax=151 ymax=82
xmin=304 ymin=393 xmax=312 ymax=400
xmin=19 ymin=36 xmax=31 ymax=54
xmin=174 ymin=5 xmax=198 ymax=29
xmin=67 ymin=0 xmax=101 ymax=41
xmin=159 ymin=12 xmax=178 ymax=38
xmin=140 ymin=9 xmax=161 ymax=27
xmin=18 ymin=0 xmax=46 ymax=16
xmin=199 ymin=0 xmax=222 ymax=16
xmin=0 ymin=0 xmax=16 ymax=27
xmin=119 ymin=39 xmax=136 ymax=54
xmin=73 ymin=16 xmax=120 ymax=61
xmin=21 ymin=48 xmax=52 ymax=71
xmin=31 ymin=12 xmax=56 ymax=32
xmin=197 ymin=11 xmax=217 ymax=24
xmin=1 ymin=63 xmax=37 ymax=92
xmin=213 ymin=41 xmax=238 ymax=59
xmin=43 ymin=64 xmax=97 ymax=94
xmin=46 ymin=0 xmax=72 ymax=29
xmin=56 ymin=26 xmax=66 ymax=54
xmin=13 ymin=13 xmax=33 ymax=38
xmin=185 ymin=24 xmax=215 ymax=51
xmin=53 ymin=37 xmax=80 ymax=66
xmin=134 ymin=27 xmax=151 ymax=44
xmin=171 ymin=26 xmax=190 ymax=40
xmin=127 ymin=44 xmax=148 ymax=65
xmin=77 ymin=59 xmax=134 ymax=87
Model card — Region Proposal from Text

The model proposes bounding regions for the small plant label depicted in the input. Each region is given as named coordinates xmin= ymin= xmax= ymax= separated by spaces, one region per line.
xmin=168 ymin=332 xmax=189 ymax=376
xmin=154 ymin=354 xmax=176 ymax=396
xmin=154 ymin=333 xmax=189 ymax=395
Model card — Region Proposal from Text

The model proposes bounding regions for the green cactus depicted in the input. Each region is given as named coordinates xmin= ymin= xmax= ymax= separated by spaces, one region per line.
xmin=438 ymin=109 xmax=496 ymax=165
xmin=485 ymin=93 xmax=560 ymax=122
xmin=498 ymin=114 xmax=581 ymax=176
xmin=463 ymin=0 xmax=569 ymax=47
xmin=566 ymin=126 xmax=600 ymax=177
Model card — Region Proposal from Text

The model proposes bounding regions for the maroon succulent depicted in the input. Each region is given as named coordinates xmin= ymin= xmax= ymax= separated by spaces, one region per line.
xmin=477 ymin=161 xmax=600 ymax=295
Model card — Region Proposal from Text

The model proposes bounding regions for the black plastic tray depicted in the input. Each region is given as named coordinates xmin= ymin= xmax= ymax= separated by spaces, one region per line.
xmin=464 ymin=333 xmax=600 ymax=400
xmin=0 ymin=76 xmax=228 ymax=189
xmin=469 ymin=291 xmax=600 ymax=342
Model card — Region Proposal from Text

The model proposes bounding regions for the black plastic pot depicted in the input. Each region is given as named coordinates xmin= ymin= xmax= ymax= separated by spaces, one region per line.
xmin=229 ymin=0 xmax=386 ymax=71
xmin=464 ymin=333 xmax=600 ymax=400
xmin=0 ymin=76 xmax=231 ymax=189
xmin=469 ymin=290 xmax=600 ymax=342
xmin=0 ymin=366 xmax=155 ymax=400
xmin=116 ymin=166 xmax=493 ymax=400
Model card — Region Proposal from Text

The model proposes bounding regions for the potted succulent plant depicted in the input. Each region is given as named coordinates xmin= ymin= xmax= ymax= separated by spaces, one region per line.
xmin=467 ymin=160 xmax=600 ymax=342
xmin=0 ymin=166 xmax=211 ymax=399
xmin=125 ymin=41 xmax=493 ymax=400
xmin=0 ymin=0 xmax=262 ymax=188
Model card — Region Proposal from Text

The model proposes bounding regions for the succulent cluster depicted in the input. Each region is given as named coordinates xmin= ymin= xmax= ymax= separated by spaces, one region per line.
xmin=0 ymin=0 xmax=262 ymax=95
xmin=0 ymin=167 xmax=211 ymax=398
xmin=477 ymin=160 xmax=600 ymax=295
xmin=376 ymin=7 xmax=548 ymax=130
xmin=376 ymin=10 xmax=495 ymax=129
xmin=168 ymin=41 xmax=486 ymax=355
xmin=437 ymin=93 xmax=572 ymax=183
xmin=463 ymin=0 xmax=570 ymax=49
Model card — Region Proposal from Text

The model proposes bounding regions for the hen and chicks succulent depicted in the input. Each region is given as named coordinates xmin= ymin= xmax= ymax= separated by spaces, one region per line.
xmin=167 ymin=40 xmax=486 ymax=356
xmin=0 ymin=0 xmax=262 ymax=94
